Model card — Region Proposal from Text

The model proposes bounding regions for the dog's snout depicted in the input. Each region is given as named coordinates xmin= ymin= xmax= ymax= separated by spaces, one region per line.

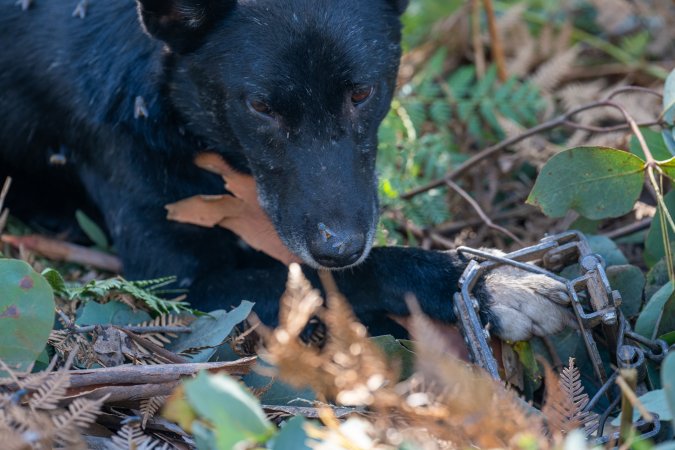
xmin=308 ymin=223 xmax=366 ymax=268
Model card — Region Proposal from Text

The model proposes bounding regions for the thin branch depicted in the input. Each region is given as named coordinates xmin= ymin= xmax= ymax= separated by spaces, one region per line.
xmin=471 ymin=0 xmax=486 ymax=79
xmin=604 ymin=86 xmax=664 ymax=100
xmin=481 ymin=0 xmax=507 ymax=82
xmin=445 ymin=180 xmax=523 ymax=244
xmin=602 ymin=218 xmax=652 ymax=239
xmin=56 ymin=309 xmax=191 ymax=334
xmin=560 ymin=119 xmax=662 ymax=134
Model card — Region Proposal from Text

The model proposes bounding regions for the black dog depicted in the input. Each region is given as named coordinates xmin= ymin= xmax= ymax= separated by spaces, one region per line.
xmin=0 ymin=0 xmax=572 ymax=339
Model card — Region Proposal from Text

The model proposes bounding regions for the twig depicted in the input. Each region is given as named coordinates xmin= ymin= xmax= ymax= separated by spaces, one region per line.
xmin=76 ymin=325 xmax=191 ymax=334
xmin=1 ymin=234 xmax=122 ymax=272
xmin=471 ymin=0 xmax=486 ymax=79
xmin=602 ymin=218 xmax=652 ymax=239
xmin=560 ymin=119 xmax=662 ymax=133
xmin=605 ymin=86 xmax=664 ymax=100
xmin=445 ymin=180 xmax=522 ymax=244
xmin=0 ymin=177 xmax=10 ymax=234
xmin=120 ymin=328 xmax=189 ymax=364
xmin=64 ymin=357 xmax=257 ymax=389
xmin=617 ymin=369 xmax=653 ymax=447
xmin=481 ymin=0 xmax=507 ymax=82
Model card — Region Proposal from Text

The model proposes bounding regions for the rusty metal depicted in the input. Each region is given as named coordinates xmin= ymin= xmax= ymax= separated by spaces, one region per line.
xmin=453 ymin=231 xmax=670 ymax=443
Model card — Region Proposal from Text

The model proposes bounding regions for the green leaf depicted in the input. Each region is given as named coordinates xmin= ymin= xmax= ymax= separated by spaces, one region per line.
xmin=606 ymin=265 xmax=644 ymax=318
xmin=270 ymin=416 xmax=312 ymax=450
xmin=76 ymin=300 xmax=151 ymax=326
xmin=527 ymin=147 xmax=645 ymax=219
xmin=661 ymin=351 xmax=675 ymax=431
xmin=184 ymin=372 xmax=274 ymax=450
xmin=644 ymin=190 xmax=675 ymax=266
xmin=75 ymin=210 xmax=109 ymax=250
xmin=660 ymin=331 xmax=675 ymax=345
xmin=611 ymin=389 xmax=672 ymax=425
xmin=513 ymin=341 xmax=541 ymax=388
xmin=653 ymin=443 xmax=675 ymax=450
xmin=0 ymin=259 xmax=55 ymax=373
xmin=587 ymin=235 xmax=629 ymax=266
xmin=659 ymin=157 xmax=675 ymax=181
xmin=645 ymin=258 xmax=671 ymax=300
xmin=41 ymin=268 xmax=66 ymax=296
xmin=629 ymin=128 xmax=672 ymax=161
xmin=664 ymin=68 xmax=675 ymax=125
xmin=635 ymin=282 xmax=674 ymax=339
xmin=657 ymin=293 xmax=675 ymax=336
xmin=168 ymin=302 xmax=253 ymax=362
xmin=663 ymin=129 xmax=675 ymax=156
xmin=371 ymin=335 xmax=416 ymax=380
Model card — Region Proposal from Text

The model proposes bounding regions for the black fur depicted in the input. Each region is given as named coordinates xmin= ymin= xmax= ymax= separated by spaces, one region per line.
xmin=0 ymin=0 xmax=490 ymax=336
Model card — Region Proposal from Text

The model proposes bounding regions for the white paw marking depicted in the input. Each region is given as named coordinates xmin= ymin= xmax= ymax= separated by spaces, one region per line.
xmin=480 ymin=250 xmax=576 ymax=342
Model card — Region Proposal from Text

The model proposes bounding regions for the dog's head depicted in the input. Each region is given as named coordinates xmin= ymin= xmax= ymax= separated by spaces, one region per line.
xmin=137 ymin=0 xmax=407 ymax=269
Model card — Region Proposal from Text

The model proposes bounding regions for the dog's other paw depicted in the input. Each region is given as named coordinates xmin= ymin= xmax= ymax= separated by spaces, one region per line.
xmin=477 ymin=251 xmax=576 ymax=342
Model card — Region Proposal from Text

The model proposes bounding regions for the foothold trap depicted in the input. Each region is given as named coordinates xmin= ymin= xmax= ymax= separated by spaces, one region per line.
xmin=454 ymin=231 xmax=670 ymax=444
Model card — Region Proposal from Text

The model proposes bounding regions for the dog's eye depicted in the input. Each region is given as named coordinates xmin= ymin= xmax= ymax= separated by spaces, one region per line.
xmin=248 ymin=99 xmax=274 ymax=118
xmin=350 ymin=86 xmax=373 ymax=106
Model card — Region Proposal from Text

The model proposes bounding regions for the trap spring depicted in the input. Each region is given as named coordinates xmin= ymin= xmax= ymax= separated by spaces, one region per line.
xmin=454 ymin=231 xmax=669 ymax=442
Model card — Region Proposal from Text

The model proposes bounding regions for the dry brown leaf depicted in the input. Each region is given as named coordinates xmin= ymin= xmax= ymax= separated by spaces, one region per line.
xmin=166 ymin=153 xmax=301 ymax=266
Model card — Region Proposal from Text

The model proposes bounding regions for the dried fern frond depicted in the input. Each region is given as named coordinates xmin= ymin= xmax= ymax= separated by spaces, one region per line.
xmin=542 ymin=358 xmax=598 ymax=438
xmin=140 ymin=396 xmax=167 ymax=429
xmin=559 ymin=358 xmax=599 ymax=435
xmin=110 ymin=422 xmax=169 ymax=450
xmin=260 ymin=265 xmax=397 ymax=408
xmin=1 ymin=402 xmax=57 ymax=448
xmin=530 ymin=46 xmax=580 ymax=94
xmin=52 ymin=395 xmax=108 ymax=446
xmin=403 ymin=300 xmax=547 ymax=449
xmin=28 ymin=370 xmax=70 ymax=411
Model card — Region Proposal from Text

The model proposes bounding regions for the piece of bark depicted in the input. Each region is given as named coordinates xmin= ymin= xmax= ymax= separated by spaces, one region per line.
xmin=1 ymin=234 xmax=122 ymax=272
xmin=166 ymin=153 xmax=301 ymax=265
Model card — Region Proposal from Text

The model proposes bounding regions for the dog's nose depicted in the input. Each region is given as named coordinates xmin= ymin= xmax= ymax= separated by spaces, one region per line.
xmin=309 ymin=223 xmax=366 ymax=268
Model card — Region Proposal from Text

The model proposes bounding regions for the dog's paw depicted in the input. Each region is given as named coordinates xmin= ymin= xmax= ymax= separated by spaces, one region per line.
xmin=478 ymin=251 xmax=576 ymax=342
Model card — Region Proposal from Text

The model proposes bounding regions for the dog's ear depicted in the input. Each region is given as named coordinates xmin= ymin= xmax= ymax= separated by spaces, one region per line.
xmin=387 ymin=0 xmax=408 ymax=15
xmin=136 ymin=0 xmax=235 ymax=52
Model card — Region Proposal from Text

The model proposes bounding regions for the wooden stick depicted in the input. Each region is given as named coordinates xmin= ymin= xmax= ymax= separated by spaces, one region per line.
xmin=1 ymin=234 xmax=122 ymax=272
xmin=481 ymin=0 xmax=507 ymax=82
xmin=64 ymin=357 xmax=256 ymax=389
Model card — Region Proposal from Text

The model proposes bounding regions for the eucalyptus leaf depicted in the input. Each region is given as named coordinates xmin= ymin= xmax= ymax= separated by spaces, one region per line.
xmin=527 ymin=147 xmax=645 ymax=219
xmin=76 ymin=300 xmax=151 ymax=326
xmin=644 ymin=190 xmax=675 ymax=266
xmin=635 ymin=282 xmax=674 ymax=339
xmin=629 ymin=128 xmax=672 ymax=161
xmin=587 ymin=235 xmax=629 ymax=266
xmin=610 ymin=389 xmax=672 ymax=425
xmin=659 ymin=157 xmax=675 ymax=182
xmin=664 ymin=68 xmax=675 ymax=125
xmin=662 ymin=352 xmax=675 ymax=430
xmin=606 ymin=265 xmax=644 ymax=318
xmin=270 ymin=416 xmax=312 ymax=450
xmin=0 ymin=259 xmax=55 ymax=374
xmin=184 ymin=372 xmax=274 ymax=450
xmin=168 ymin=301 xmax=253 ymax=362
xmin=371 ymin=334 xmax=416 ymax=380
